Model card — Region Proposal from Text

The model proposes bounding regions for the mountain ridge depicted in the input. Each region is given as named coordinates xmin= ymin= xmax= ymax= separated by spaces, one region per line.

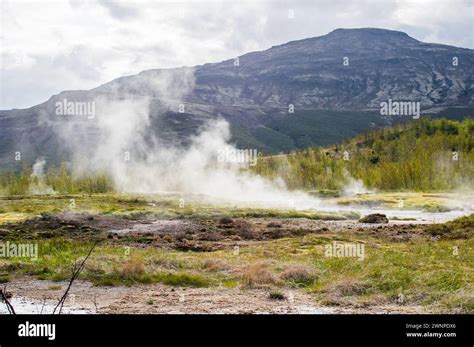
xmin=1 ymin=28 xmax=473 ymax=170
xmin=6 ymin=27 xmax=471 ymax=112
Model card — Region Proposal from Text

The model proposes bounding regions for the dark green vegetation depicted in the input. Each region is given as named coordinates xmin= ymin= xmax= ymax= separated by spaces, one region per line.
xmin=426 ymin=214 xmax=474 ymax=240
xmin=238 ymin=108 xmax=473 ymax=153
xmin=254 ymin=118 xmax=474 ymax=191
xmin=233 ymin=110 xmax=388 ymax=153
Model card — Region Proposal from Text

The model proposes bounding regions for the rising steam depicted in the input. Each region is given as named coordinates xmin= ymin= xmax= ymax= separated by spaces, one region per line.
xmin=43 ymin=68 xmax=321 ymax=208
xmin=29 ymin=158 xmax=56 ymax=195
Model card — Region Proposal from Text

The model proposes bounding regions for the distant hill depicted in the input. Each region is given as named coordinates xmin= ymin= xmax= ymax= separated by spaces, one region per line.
xmin=1 ymin=28 xmax=473 ymax=170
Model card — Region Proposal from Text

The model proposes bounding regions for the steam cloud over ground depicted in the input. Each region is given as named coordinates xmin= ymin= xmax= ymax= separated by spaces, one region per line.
xmin=44 ymin=70 xmax=320 ymax=208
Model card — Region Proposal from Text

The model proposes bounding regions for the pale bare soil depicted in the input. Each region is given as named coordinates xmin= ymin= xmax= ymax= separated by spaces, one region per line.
xmin=2 ymin=276 xmax=426 ymax=314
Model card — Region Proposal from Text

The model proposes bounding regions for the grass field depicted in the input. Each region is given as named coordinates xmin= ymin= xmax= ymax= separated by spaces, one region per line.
xmin=0 ymin=193 xmax=472 ymax=313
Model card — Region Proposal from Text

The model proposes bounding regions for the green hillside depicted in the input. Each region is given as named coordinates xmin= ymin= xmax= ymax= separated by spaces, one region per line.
xmin=231 ymin=107 xmax=474 ymax=154
xmin=253 ymin=118 xmax=474 ymax=192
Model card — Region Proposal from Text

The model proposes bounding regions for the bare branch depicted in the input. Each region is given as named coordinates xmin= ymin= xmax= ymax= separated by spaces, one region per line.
xmin=53 ymin=241 xmax=98 ymax=314
xmin=40 ymin=297 xmax=47 ymax=314
xmin=91 ymin=294 xmax=99 ymax=314
xmin=0 ymin=285 xmax=16 ymax=315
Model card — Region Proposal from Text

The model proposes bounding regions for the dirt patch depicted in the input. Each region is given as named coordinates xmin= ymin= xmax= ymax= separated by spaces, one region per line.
xmin=0 ymin=213 xmax=437 ymax=251
xmin=57 ymin=212 xmax=138 ymax=231
xmin=0 ymin=214 xmax=104 ymax=240
xmin=2 ymin=276 xmax=428 ymax=314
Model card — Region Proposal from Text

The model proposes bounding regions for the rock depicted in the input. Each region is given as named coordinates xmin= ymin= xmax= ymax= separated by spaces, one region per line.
xmin=218 ymin=216 xmax=234 ymax=226
xmin=359 ymin=214 xmax=389 ymax=224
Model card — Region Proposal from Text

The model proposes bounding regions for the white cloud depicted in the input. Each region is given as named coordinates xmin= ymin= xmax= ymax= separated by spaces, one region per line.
xmin=1 ymin=0 xmax=472 ymax=109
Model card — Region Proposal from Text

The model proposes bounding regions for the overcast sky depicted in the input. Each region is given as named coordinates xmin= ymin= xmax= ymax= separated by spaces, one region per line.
xmin=1 ymin=0 xmax=473 ymax=109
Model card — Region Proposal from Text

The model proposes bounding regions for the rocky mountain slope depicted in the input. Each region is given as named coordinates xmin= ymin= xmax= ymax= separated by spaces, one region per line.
xmin=1 ymin=28 xmax=473 ymax=170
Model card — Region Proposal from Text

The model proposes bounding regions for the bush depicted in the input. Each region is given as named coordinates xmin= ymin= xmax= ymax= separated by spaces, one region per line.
xmin=269 ymin=291 xmax=286 ymax=300
xmin=154 ymin=272 xmax=209 ymax=287
xmin=241 ymin=262 xmax=277 ymax=287
xmin=281 ymin=265 xmax=317 ymax=287
xmin=121 ymin=257 xmax=145 ymax=277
